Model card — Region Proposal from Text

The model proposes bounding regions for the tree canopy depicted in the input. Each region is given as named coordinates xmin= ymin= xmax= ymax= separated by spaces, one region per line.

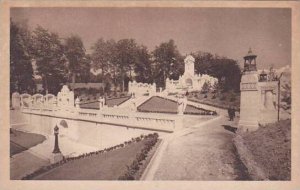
xmin=10 ymin=20 xmax=35 ymax=94
xmin=10 ymin=22 xmax=242 ymax=95
xmin=31 ymin=25 xmax=67 ymax=94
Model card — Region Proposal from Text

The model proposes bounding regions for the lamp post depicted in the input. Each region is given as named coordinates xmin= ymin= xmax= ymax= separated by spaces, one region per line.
xmin=51 ymin=125 xmax=63 ymax=163
xmin=52 ymin=125 xmax=61 ymax=154
xmin=277 ymin=72 xmax=283 ymax=121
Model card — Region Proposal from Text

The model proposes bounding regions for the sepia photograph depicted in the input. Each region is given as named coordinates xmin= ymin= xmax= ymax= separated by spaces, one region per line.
xmin=1 ymin=1 xmax=300 ymax=190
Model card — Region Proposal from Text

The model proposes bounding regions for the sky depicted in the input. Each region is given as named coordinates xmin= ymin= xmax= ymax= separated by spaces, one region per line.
xmin=11 ymin=7 xmax=291 ymax=69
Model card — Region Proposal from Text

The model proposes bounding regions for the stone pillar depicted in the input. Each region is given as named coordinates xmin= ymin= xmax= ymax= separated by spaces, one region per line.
xmin=12 ymin=92 xmax=20 ymax=109
xmin=238 ymin=72 xmax=259 ymax=132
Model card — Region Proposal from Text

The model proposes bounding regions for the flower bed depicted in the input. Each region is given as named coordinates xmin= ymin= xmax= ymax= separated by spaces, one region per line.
xmin=118 ymin=133 xmax=159 ymax=180
xmin=137 ymin=96 xmax=217 ymax=115
xmin=22 ymin=133 xmax=159 ymax=180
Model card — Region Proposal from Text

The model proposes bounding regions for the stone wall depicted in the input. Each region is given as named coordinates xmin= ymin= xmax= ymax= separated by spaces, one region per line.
xmin=68 ymin=83 xmax=105 ymax=89
xmin=128 ymin=81 xmax=156 ymax=97
xmin=14 ymin=111 xmax=168 ymax=149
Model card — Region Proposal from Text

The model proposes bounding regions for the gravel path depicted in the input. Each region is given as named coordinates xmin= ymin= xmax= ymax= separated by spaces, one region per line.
xmin=144 ymin=116 xmax=249 ymax=180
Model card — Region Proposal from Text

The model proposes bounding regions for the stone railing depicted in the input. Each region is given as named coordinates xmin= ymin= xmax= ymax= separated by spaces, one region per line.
xmin=21 ymin=106 xmax=177 ymax=132
xmin=156 ymin=94 xmax=227 ymax=115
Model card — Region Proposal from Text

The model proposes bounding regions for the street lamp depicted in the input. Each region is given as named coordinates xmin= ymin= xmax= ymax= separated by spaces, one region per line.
xmin=52 ymin=125 xmax=61 ymax=154
xmin=277 ymin=72 xmax=284 ymax=121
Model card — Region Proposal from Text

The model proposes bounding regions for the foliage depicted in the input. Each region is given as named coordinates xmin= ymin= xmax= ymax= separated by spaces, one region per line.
xmin=31 ymin=25 xmax=67 ymax=94
xmin=201 ymin=81 xmax=210 ymax=94
xmin=192 ymin=51 xmax=241 ymax=91
xmin=118 ymin=133 xmax=159 ymax=180
xmin=11 ymin=23 xmax=243 ymax=94
xmin=152 ymin=39 xmax=183 ymax=87
xmin=91 ymin=39 xmax=117 ymax=83
xmin=134 ymin=45 xmax=153 ymax=84
xmin=10 ymin=20 xmax=35 ymax=94
xmin=64 ymin=35 xmax=90 ymax=85
xmin=281 ymin=83 xmax=291 ymax=111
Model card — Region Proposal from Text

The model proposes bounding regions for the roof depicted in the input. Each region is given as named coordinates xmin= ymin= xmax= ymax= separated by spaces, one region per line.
xmin=244 ymin=48 xmax=257 ymax=59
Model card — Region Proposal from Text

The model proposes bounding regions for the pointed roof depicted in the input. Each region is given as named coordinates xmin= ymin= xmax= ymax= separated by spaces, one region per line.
xmin=244 ymin=48 xmax=257 ymax=59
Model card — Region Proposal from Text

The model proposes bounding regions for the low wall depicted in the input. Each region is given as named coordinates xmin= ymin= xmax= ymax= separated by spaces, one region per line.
xmin=68 ymin=83 xmax=105 ymax=89
xmin=14 ymin=109 xmax=171 ymax=149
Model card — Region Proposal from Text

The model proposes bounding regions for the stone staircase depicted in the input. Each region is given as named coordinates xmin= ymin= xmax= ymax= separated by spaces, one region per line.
xmin=118 ymin=95 xmax=153 ymax=108
xmin=156 ymin=94 xmax=228 ymax=116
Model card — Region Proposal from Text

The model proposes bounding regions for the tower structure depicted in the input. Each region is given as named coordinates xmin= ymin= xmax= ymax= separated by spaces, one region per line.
xmin=238 ymin=48 xmax=260 ymax=132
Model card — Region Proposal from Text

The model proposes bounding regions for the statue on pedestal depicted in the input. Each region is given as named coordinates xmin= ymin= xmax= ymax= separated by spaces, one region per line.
xmin=75 ymin=97 xmax=80 ymax=109
xmin=99 ymin=96 xmax=104 ymax=110
xmin=177 ymin=94 xmax=187 ymax=115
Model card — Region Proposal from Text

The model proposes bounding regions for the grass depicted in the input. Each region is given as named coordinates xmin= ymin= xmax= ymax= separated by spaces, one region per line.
xmin=241 ymin=119 xmax=291 ymax=180
xmin=138 ymin=96 xmax=214 ymax=115
xmin=188 ymin=91 xmax=240 ymax=110
xmin=10 ymin=129 xmax=46 ymax=156
xmin=80 ymin=96 xmax=131 ymax=109
xmin=32 ymin=138 xmax=155 ymax=180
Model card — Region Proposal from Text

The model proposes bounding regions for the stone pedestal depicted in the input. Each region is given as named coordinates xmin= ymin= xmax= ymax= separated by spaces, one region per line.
xmin=50 ymin=153 xmax=63 ymax=164
xmin=12 ymin=92 xmax=20 ymax=109
xmin=238 ymin=72 xmax=259 ymax=132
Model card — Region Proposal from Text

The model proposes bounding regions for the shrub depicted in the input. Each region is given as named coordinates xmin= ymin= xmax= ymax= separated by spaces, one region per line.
xmin=230 ymin=97 xmax=236 ymax=102
xmin=220 ymin=96 xmax=226 ymax=101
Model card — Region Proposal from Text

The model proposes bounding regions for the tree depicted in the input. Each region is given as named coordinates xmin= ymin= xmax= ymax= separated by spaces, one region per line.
xmin=115 ymin=39 xmax=139 ymax=92
xmin=10 ymin=19 xmax=35 ymax=94
xmin=32 ymin=25 xmax=67 ymax=94
xmin=152 ymin=39 xmax=183 ymax=87
xmin=134 ymin=45 xmax=152 ymax=83
xmin=64 ymin=35 xmax=90 ymax=87
xmin=193 ymin=51 xmax=241 ymax=92
xmin=91 ymin=39 xmax=117 ymax=83
xmin=201 ymin=81 xmax=211 ymax=94
xmin=281 ymin=83 xmax=291 ymax=111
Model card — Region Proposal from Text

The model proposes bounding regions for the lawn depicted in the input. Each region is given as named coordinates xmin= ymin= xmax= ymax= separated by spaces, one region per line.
xmin=80 ymin=96 xmax=130 ymax=109
xmin=32 ymin=137 xmax=155 ymax=180
xmin=138 ymin=96 xmax=215 ymax=115
xmin=241 ymin=119 xmax=291 ymax=180
xmin=10 ymin=129 xmax=46 ymax=156
xmin=188 ymin=91 xmax=240 ymax=110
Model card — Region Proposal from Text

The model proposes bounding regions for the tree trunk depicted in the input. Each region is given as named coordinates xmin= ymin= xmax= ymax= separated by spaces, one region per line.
xmin=72 ymin=73 xmax=76 ymax=91
xmin=45 ymin=75 xmax=48 ymax=95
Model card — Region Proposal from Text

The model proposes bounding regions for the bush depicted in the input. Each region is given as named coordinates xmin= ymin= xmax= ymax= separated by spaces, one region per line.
xmin=220 ymin=96 xmax=226 ymax=101
xmin=230 ymin=97 xmax=236 ymax=102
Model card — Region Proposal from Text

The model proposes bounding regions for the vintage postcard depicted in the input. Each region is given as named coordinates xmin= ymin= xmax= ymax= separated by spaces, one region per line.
xmin=0 ymin=1 xmax=299 ymax=190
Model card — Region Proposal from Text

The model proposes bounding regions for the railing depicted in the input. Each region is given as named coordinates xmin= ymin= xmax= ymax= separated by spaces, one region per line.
xmin=21 ymin=106 xmax=177 ymax=132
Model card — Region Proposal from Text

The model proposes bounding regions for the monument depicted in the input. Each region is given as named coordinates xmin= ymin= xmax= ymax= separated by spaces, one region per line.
xmin=239 ymin=49 xmax=279 ymax=132
xmin=128 ymin=81 xmax=156 ymax=97
xmin=57 ymin=85 xmax=74 ymax=110
xmin=165 ymin=55 xmax=218 ymax=93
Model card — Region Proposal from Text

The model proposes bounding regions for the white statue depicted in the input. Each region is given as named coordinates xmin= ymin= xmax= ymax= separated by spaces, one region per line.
xmin=99 ymin=96 xmax=104 ymax=110
xmin=131 ymin=95 xmax=137 ymax=111
xmin=177 ymin=95 xmax=184 ymax=115
xmin=75 ymin=97 xmax=80 ymax=109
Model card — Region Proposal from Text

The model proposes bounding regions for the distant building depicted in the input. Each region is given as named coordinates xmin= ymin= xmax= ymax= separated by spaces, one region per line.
xmin=165 ymin=55 xmax=218 ymax=93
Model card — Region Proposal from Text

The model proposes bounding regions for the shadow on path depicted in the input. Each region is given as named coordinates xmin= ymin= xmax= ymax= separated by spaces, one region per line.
xmin=222 ymin=125 xmax=237 ymax=133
